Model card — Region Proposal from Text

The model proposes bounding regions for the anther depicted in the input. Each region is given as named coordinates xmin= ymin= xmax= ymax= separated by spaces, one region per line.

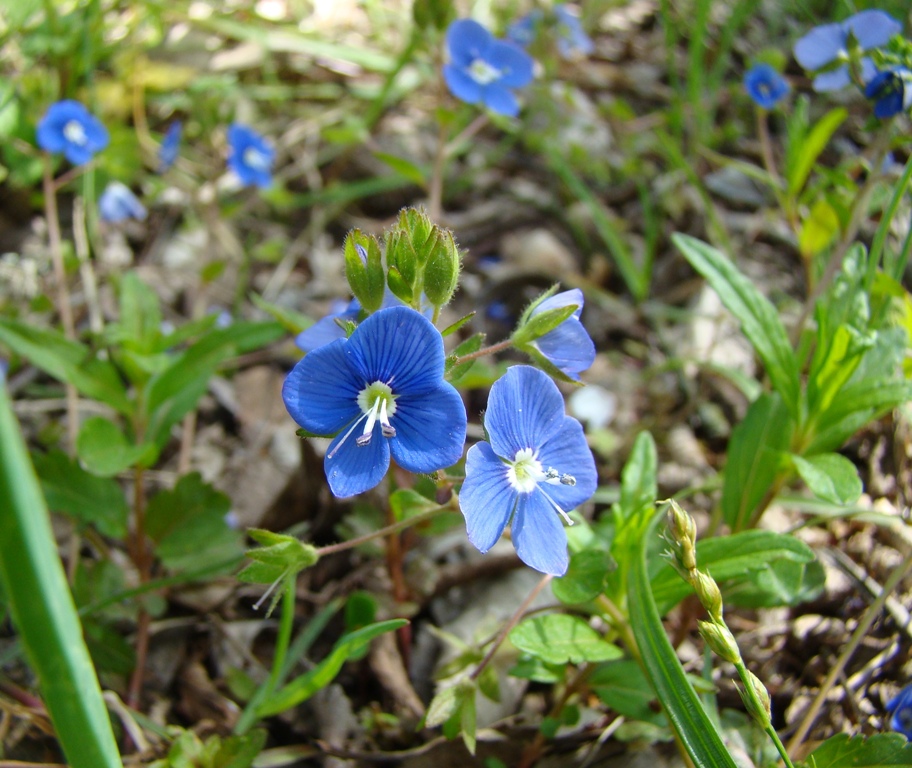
xmin=560 ymin=473 xmax=577 ymax=486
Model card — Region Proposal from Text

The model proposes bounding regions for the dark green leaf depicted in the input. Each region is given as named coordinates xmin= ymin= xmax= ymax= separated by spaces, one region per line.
xmin=591 ymin=659 xmax=665 ymax=724
xmin=786 ymin=107 xmax=847 ymax=198
xmin=509 ymin=614 xmax=622 ymax=664
xmin=803 ymin=732 xmax=912 ymax=767
xmin=77 ymin=417 xmax=154 ymax=476
xmin=553 ymin=549 xmax=613 ymax=604
xmin=617 ymin=431 xmax=657 ymax=519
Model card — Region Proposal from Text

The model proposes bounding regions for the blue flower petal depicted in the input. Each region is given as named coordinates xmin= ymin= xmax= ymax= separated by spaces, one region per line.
xmin=36 ymin=100 xmax=108 ymax=165
xmin=347 ymin=307 xmax=445 ymax=396
xmin=159 ymin=121 xmax=182 ymax=172
xmin=227 ymin=123 xmax=275 ymax=188
xmin=744 ymin=64 xmax=790 ymax=109
xmin=486 ymin=40 xmax=534 ymax=88
xmin=485 ymin=366 xmax=565 ymax=459
xmin=794 ymin=23 xmax=845 ymax=72
xmin=390 ymin=381 xmax=466 ymax=473
xmin=507 ymin=13 xmax=540 ymax=48
xmin=512 ymin=490 xmax=569 ymax=575
xmin=887 ymin=684 xmax=912 ymax=739
xmin=535 ymin=289 xmax=583 ymax=319
xmin=324 ymin=422 xmax=391 ymax=498
xmin=282 ymin=338 xmax=362 ymax=435
xmin=295 ymin=299 xmax=359 ymax=353
xmin=459 ymin=442 xmax=517 ymax=553
xmin=99 ymin=182 xmax=147 ymax=223
xmin=482 ymin=84 xmax=521 ymax=117
xmin=447 ymin=18 xmax=493 ymax=67
xmin=536 ymin=417 xmax=598 ymax=511
xmin=535 ymin=319 xmax=596 ymax=380
xmin=555 ymin=6 xmax=594 ymax=58
xmin=811 ymin=66 xmax=852 ymax=92
xmin=845 ymin=9 xmax=900 ymax=51
xmin=443 ymin=63 xmax=483 ymax=104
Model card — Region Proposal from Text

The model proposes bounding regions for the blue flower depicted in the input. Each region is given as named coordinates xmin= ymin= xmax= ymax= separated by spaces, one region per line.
xmin=530 ymin=289 xmax=596 ymax=381
xmin=509 ymin=6 xmax=593 ymax=59
xmin=865 ymin=67 xmax=912 ymax=118
xmin=36 ymin=100 xmax=109 ymax=166
xmin=227 ymin=124 xmax=275 ymax=188
xmin=98 ymin=182 xmax=147 ymax=223
xmin=886 ymin=684 xmax=912 ymax=739
xmin=283 ymin=306 xmax=467 ymax=498
xmin=459 ymin=365 xmax=597 ymax=575
xmin=744 ymin=64 xmax=790 ymax=109
xmin=296 ymin=298 xmax=362 ymax=353
xmin=159 ymin=121 xmax=182 ymax=172
xmin=793 ymin=10 xmax=901 ymax=92
xmin=443 ymin=18 xmax=535 ymax=117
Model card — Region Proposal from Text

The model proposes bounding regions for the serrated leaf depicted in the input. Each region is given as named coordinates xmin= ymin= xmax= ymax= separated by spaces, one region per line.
xmin=552 ymin=549 xmax=613 ymax=604
xmin=791 ymin=453 xmax=862 ymax=505
xmin=510 ymin=614 xmax=623 ymax=664
xmin=804 ymin=732 xmax=912 ymax=767
xmin=32 ymin=450 xmax=129 ymax=538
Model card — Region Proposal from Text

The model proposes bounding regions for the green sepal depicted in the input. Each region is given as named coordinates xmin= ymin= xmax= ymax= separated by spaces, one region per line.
xmin=238 ymin=528 xmax=320 ymax=604
xmin=511 ymin=304 xmax=578 ymax=346
xmin=423 ymin=228 xmax=461 ymax=309
xmin=441 ymin=312 xmax=476 ymax=337
xmin=343 ymin=230 xmax=385 ymax=313
xmin=445 ymin=332 xmax=485 ymax=383
xmin=386 ymin=265 xmax=414 ymax=305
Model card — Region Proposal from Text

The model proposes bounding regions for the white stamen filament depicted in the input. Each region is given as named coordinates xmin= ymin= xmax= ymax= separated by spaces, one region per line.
xmin=507 ymin=449 xmax=576 ymax=525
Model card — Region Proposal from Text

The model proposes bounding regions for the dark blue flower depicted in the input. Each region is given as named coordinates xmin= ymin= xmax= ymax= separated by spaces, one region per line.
xmin=530 ymin=289 xmax=596 ymax=381
xmin=98 ymin=182 xmax=147 ymax=223
xmin=744 ymin=64 xmax=791 ymax=109
xmin=283 ymin=306 xmax=467 ymax=498
xmin=865 ymin=67 xmax=912 ymax=118
xmin=793 ymin=10 xmax=901 ymax=92
xmin=459 ymin=365 xmax=597 ymax=575
xmin=36 ymin=100 xmax=109 ymax=166
xmin=159 ymin=121 xmax=182 ymax=172
xmin=227 ymin=123 xmax=275 ymax=188
xmin=443 ymin=18 xmax=535 ymax=117
xmin=886 ymin=684 xmax=912 ymax=739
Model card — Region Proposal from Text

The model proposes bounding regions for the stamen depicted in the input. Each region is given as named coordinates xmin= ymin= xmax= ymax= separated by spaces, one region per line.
xmin=560 ymin=473 xmax=576 ymax=486
xmin=357 ymin=398 xmax=383 ymax=446
xmin=328 ymin=412 xmax=369 ymax=458
xmin=379 ymin=399 xmax=396 ymax=438
xmin=539 ymin=487 xmax=575 ymax=526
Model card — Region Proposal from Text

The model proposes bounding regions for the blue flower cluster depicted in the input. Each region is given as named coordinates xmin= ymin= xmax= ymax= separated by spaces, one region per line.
xmin=743 ymin=64 xmax=790 ymax=110
xmin=793 ymin=9 xmax=909 ymax=118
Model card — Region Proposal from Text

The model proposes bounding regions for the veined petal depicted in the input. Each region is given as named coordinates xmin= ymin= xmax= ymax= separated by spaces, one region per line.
xmin=324 ymin=423 xmax=391 ymax=498
xmin=390 ymin=382 xmax=467 ymax=473
xmin=536 ymin=417 xmax=598 ymax=511
xmin=534 ymin=319 xmax=596 ymax=380
xmin=459 ymin=442 xmax=517 ymax=553
xmin=447 ymin=19 xmax=493 ymax=67
xmin=512 ymin=491 xmax=569 ymax=575
xmin=485 ymin=366 xmax=565 ymax=457
xmin=482 ymin=85 xmax=521 ymax=117
xmin=443 ymin=64 xmax=483 ymax=105
xmin=812 ymin=65 xmax=852 ymax=92
xmin=282 ymin=338 xmax=362 ymax=435
xmin=295 ymin=299 xmax=359 ymax=353
xmin=485 ymin=40 xmax=534 ymax=88
xmin=845 ymin=9 xmax=900 ymax=51
xmin=534 ymin=288 xmax=584 ymax=320
xmin=347 ymin=307 xmax=445 ymax=396
xmin=794 ymin=23 xmax=845 ymax=71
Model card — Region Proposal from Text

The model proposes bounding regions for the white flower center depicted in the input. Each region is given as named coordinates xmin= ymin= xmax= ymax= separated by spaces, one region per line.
xmin=243 ymin=146 xmax=270 ymax=171
xmin=327 ymin=380 xmax=398 ymax=459
xmin=63 ymin=120 xmax=87 ymax=146
xmin=506 ymin=447 xmax=577 ymax=524
xmin=469 ymin=58 xmax=501 ymax=85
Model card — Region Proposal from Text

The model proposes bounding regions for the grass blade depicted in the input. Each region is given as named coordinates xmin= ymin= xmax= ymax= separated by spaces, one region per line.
xmin=0 ymin=381 xmax=123 ymax=768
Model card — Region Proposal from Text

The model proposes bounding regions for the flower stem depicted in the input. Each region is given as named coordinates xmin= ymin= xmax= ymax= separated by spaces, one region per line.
xmin=452 ymin=338 xmax=514 ymax=365
xmin=267 ymin=575 xmax=296 ymax=695
xmin=315 ymin=504 xmax=452 ymax=558
xmin=126 ymin=464 xmax=151 ymax=709
xmin=469 ymin=573 xmax=553 ymax=682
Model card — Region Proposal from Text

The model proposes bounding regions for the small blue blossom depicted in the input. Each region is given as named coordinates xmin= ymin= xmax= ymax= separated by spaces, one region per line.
xmin=793 ymin=10 xmax=901 ymax=92
xmin=886 ymin=684 xmax=912 ymax=739
xmin=296 ymin=298 xmax=362 ymax=353
xmin=508 ymin=6 xmax=593 ymax=59
xmin=283 ymin=306 xmax=467 ymax=498
xmin=227 ymin=124 xmax=275 ymax=189
xmin=443 ymin=18 xmax=535 ymax=117
xmin=36 ymin=100 xmax=109 ymax=166
xmin=459 ymin=365 xmax=597 ymax=575
xmin=159 ymin=121 xmax=182 ymax=172
xmin=530 ymin=289 xmax=596 ymax=381
xmin=744 ymin=64 xmax=791 ymax=109
xmin=865 ymin=67 xmax=912 ymax=118
xmin=98 ymin=182 xmax=147 ymax=223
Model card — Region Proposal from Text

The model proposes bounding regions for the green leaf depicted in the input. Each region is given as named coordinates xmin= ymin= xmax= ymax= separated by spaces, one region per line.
xmin=77 ymin=417 xmax=154 ymax=476
xmin=786 ymin=107 xmax=847 ymax=198
xmin=373 ymin=152 xmax=427 ymax=186
xmin=628 ymin=512 xmax=739 ymax=768
xmin=445 ymin=332 xmax=484 ymax=383
xmin=591 ymin=659 xmax=665 ymax=724
xmin=509 ymin=614 xmax=623 ymax=664
xmin=791 ymin=453 xmax=862 ymax=505
xmin=145 ymin=473 xmax=243 ymax=572
xmin=250 ymin=293 xmax=314 ymax=335
xmin=807 ymin=323 xmax=869 ymax=418
xmin=672 ymin=234 xmax=800 ymax=417
xmin=0 ymin=384 xmax=122 ymax=768
xmin=238 ymin=528 xmax=320 ymax=585
xmin=213 ymin=729 xmax=267 ymax=768
xmin=552 ymin=549 xmax=612 ymax=604
xmin=722 ymin=392 xmax=794 ymax=531
xmin=650 ymin=530 xmax=816 ymax=615
xmin=804 ymin=732 xmax=912 ymax=767
xmin=32 ymin=450 xmax=129 ymax=538
xmin=115 ymin=272 xmax=162 ymax=354
xmin=799 ymin=197 xmax=840 ymax=258
xmin=617 ymin=431 xmax=657 ymax=519
xmin=258 ymin=619 xmax=407 ymax=716
xmin=722 ymin=557 xmax=825 ymax=608
xmin=390 ymin=488 xmax=439 ymax=522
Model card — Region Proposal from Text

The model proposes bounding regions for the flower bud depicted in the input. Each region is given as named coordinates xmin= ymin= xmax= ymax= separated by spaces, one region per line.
xmin=424 ymin=228 xmax=461 ymax=309
xmin=740 ymin=669 xmax=772 ymax=728
xmin=344 ymin=231 xmax=385 ymax=312
xmin=698 ymin=620 xmax=740 ymax=665
xmin=693 ymin=570 xmax=723 ymax=623
xmin=666 ymin=500 xmax=697 ymax=571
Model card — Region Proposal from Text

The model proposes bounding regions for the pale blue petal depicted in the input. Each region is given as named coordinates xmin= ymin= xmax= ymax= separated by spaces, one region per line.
xmin=324 ymin=423 xmax=390 ymax=498
xmin=459 ymin=442 xmax=517 ymax=553
xmin=845 ymin=9 xmax=900 ymax=51
xmin=485 ymin=366 xmax=565 ymax=458
xmin=534 ymin=319 xmax=596 ymax=380
xmin=347 ymin=307 xmax=445 ymax=396
xmin=533 ymin=289 xmax=584 ymax=320
xmin=794 ymin=23 xmax=845 ymax=71
xmin=64 ymin=143 xmax=95 ymax=166
xmin=536 ymin=417 xmax=598 ymax=511
xmin=813 ymin=66 xmax=851 ymax=92
xmin=99 ymin=183 xmax=147 ymax=223
xmin=390 ymin=382 xmax=466 ymax=473
xmin=447 ymin=18 xmax=493 ymax=67
xmin=82 ymin=118 xmax=110 ymax=153
xmin=507 ymin=13 xmax=540 ymax=47
xmin=443 ymin=64 xmax=483 ymax=105
xmin=555 ymin=6 xmax=594 ymax=58
xmin=482 ymin=84 xmax=520 ymax=117
xmin=512 ymin=491 xmax=569 ymax=575
xmin=486 ymin=41 xmax=534 ymax=87
xmin=282 ymin=339 xmax=362 ymax=435
xmin=295 ymin=299 xmax=359 ymax=353
xmin=36 ymin=121 xmax=67 ymax=153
